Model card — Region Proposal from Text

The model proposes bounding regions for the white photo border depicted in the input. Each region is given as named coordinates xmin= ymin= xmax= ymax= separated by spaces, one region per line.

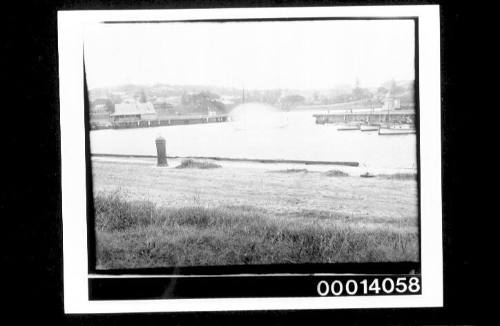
xmin=58 ymin=5 xmax=442 ymax=313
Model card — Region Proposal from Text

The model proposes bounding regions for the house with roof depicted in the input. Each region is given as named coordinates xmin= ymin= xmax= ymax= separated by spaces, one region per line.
xmin=110 ymin=100 xmax=157 ymax=124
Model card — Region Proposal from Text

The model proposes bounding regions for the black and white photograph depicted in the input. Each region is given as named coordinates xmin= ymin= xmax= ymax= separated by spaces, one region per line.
xmin=58 ymin=5 xmax=443 ymax=313
xmin=87 ymin=18 xmax=419 ymax=269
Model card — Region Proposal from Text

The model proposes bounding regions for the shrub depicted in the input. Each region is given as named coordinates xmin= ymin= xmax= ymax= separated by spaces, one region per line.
xmin=176 ymin=159 xmax=221 ymax=169
xmin=323 ymin=169 xmax=349 ymax=177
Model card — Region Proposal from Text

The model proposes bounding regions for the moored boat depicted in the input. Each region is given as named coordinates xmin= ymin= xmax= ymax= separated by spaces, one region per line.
xmin=360 ymin=104 xmax=379 ymax=131
xmin=337 ymin=123 xmax=360 ymax=131
xmin=360 ymin=124 xmax=380 ymax=131
xmin=378 ymin=124 xmax=416 ymax=135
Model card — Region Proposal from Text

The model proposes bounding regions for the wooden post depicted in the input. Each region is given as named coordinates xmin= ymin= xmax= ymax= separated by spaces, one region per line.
xmin=155 ymin=136 xmax=168 ymax=166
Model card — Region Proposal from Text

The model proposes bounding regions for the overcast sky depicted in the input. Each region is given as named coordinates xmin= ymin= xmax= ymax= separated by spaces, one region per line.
xmin=84 ymin=19 xmax=415 ymax=90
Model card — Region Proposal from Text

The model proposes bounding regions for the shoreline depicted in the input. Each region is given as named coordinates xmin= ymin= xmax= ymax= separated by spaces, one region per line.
xmin=91 ymin=155 xmax=417 ymax=176
xmin=91 ymin=153 xmax=359 ymax=167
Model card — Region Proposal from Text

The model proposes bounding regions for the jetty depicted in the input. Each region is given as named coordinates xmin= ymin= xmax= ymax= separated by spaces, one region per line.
xmin=313 ymin=109 xmax=415 ymax=125
xmin=90 ymin=113 xmax=229 ymax=130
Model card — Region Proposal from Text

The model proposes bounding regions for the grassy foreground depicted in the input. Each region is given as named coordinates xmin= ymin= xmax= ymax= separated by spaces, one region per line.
xmin=95 ymin=191 xmax=418 ymax=269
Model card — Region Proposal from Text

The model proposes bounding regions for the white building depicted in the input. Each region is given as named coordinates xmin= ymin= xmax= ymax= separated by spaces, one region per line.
xmin=383 ymin=91 xmax=401 ymax=111
xmin=110 ymin=100 xmax=157 ymax=123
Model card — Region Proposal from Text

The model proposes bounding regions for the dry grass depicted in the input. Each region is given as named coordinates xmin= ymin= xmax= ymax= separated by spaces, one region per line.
xmin=323 ymin=169 xmax=349 ymax=177
xmin=94 ymin=191 xmax=419 ymax=269
xmin=91 ymin=160 xmax=418 ymax=222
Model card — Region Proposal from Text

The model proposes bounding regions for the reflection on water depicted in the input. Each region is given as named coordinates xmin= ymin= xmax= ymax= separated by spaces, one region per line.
xmin=90 ymin=106 xmax=417 ymax=171
xmin=230 ymin=102 xmax=288 ymax=130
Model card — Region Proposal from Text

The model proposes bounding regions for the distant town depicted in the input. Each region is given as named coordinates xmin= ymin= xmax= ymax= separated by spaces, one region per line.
xmin=88 ymin=79 xmax=415 ymax=130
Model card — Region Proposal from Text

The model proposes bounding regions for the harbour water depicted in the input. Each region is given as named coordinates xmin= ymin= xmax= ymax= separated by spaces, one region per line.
xmin=90 ymin=106 xmax=417 ymax=174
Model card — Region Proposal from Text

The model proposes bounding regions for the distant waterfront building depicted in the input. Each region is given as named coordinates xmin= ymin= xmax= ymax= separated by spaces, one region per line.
xmin=89 ymin=98 xmax=112 ymax=127
xmin=90 ymin=98 xmax=113 ymax=113
xmin=383 ymin=90 xmax=401 ymax=111
xmin=93 ymin=103 xmax=107 ymax=112
xmin=111 ymin=100 xmax=157 ymax=123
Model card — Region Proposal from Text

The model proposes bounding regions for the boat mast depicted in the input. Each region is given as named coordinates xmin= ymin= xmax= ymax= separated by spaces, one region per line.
xmin=387 ymin=99 xmax=390 ymax=124
xmin=369 ymin=98 xmax=374 ymax=124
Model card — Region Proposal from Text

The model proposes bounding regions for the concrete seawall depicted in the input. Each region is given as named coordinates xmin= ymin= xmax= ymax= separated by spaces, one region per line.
xmin=92 ymin=153 xmax=359 ymax=167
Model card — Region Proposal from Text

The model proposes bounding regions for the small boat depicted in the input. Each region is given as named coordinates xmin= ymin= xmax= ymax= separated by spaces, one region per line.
xmin=337 ymin=123 xmax=360 ymax=131
xmin=378 ymin=124 xmax=416 ymax=135
xmin=360 ymin=124 xmax=380 ymax=131
xmin=360 ymin=104 xmax=379 ymax=131
xmin=360 ymin=172 xmax=376 ymax=178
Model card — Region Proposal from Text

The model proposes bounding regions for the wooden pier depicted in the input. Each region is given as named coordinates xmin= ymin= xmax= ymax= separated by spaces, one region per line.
xmin=90 ymin=114 xmax=229 ymax=130
xmin=313 ymin=109 xmax=415 ymax=125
